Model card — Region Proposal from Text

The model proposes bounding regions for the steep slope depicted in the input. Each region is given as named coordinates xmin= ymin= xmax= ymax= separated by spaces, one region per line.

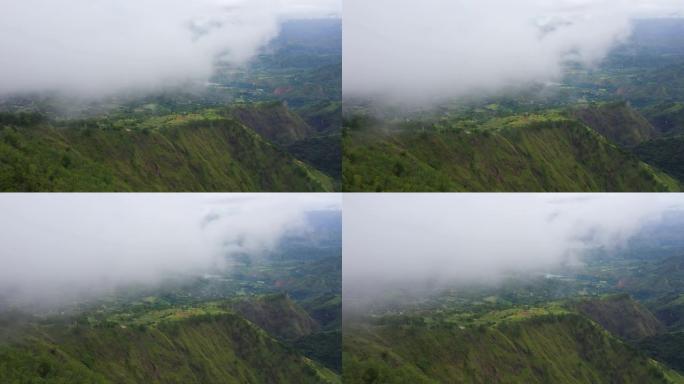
xmin=570 ymin=101 xmax=656 ymax=147
xmin=573 ymin=294 xmax=663 ymax=340
xmin=286 ymin=134 xmax=342 ymax=182
xmin=230 ymin=102 xmax=315 ymax=145
xmin=230 ymin=293 xmax=341 ymax=373
xmin=0 ymin=312 xmax=338 ymax=384
xmin=0 ymin=110 xmax=333 ymax=191
xmin=652 ymin=294 xmax=684 ymax=332
xmin=634 ymin=135 xmax=684 ymax=182
xmin=232 ymin=294 xmax=319 ymax=341
xmin=343 ymin=114 xmax=679 ymax=192
xmin=639 ymin=332 xmax=684 ymax=373
xmin=343 ymin=310 xmax=681 ymax=383
xmin=642 ymin=102 xmax=684 ymax=136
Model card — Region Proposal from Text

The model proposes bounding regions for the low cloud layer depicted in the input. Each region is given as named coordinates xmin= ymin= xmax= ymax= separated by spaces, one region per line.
xmin=0 ymin=193 xmax=340 ymax=304
xmin=343 ymin=0 xmax=683 ymax=104
xmin=0 ymin=0 xmax=340 ymax=96
xmin=343 ymin=194 xmax=684 ymax=300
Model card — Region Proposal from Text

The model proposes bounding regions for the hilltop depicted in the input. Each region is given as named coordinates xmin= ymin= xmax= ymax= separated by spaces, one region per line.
xmin=343 ymin=306 xmax=682 ymax=383
xmin=343 ymin=105 xmax=680 ymax=192
xmin=0 ymin=106 xmax=334 ymax=191
xmin=0 ymin=298 xmax=339 ymax=384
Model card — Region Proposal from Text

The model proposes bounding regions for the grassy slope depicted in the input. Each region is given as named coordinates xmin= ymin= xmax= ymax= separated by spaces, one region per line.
xmin=228 ymin=102 xmax=341 ymax=182
xmin=634 ymin=135 xmax=684 ymax=182
xmin=0 ymin=112 xmax=333 ymax=191
xmin=570 ymin=101 xmax=656 ymax=147
xmin=572 ymin=294 xmax=664 ymax=340
xmin=230 ymin=102 xmax=315 ymax=145
xmin=343 ymin=114 xmax=679 ymax=192
xmin=0 ymin=311 xmax=339 ymax=384
xmin=639 ymin=332 xmax=684 ymax=373
xmin=343 ymin=310 xmax=682 ymax=384
xmin=232 ymin=293 xmax=319 ymax=341
xmin=642 ymin=102 xmax=684 ymax=136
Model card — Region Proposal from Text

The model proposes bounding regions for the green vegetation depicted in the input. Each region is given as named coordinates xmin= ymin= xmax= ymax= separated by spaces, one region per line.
xmin=634 ymin=135 xmax=684 ymax=182
xmin=343 ymin=108 xmax=679 ymax=192
xmin=344 ymin=310 xmax=679 ymax=383
xmin=342 ymin=19 xmax=684 ymax=192
xmin=639 ymin=332 xmax=684 ymax=373
xmin=0 ymin=210 xmax=342 ymax=382
xmin=572 ymin=294 xmax=663 ymax=340
xmin=0 ymin=308 xmax=338 ymax=384
xmin=344 ymin=214 xmax=684 ymax=383
xmin=232 ymin=293 xmax=319 ymax=341
xmin=0 ymin=107 xmax=334 ymax=191
xmin=0 ymin=18 xmax=341 ymax=191
xmin=570 ymin=101 xmax=656 ymax=147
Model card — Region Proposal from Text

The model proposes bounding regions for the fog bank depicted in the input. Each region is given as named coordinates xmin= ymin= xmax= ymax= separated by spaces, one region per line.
xmin=0 ymin=193 xmax=340 ymax=304
xmin=343 ymin=0 xmax=684 ymax=104
xmin=343 ymin=193 xmax=684 ymax=300
xmin=0 ymin=0 xmax=340 ymax=96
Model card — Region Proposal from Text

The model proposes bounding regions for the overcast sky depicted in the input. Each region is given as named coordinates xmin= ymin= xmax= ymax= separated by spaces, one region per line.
xmin=0 ymin=193 xmax=340 ymax=303
xmin=343 ymin=0 xmax=684 ymax=104
xmin=343 ymin=193 xmax=684 ymax=300
xmin=0 ymin=0 xmax=340 ymax=96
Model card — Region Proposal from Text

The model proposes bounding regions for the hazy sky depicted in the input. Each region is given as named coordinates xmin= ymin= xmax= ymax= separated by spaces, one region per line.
xmin=343 ymin=193 xmax=684 ymax=299
xmin=0 ymin=0 xmax=341 ymax=96
xmin=343 ymin=0 xmax=684 ymax=104
xmin=0 ymin=193 xmax=340 ymax=303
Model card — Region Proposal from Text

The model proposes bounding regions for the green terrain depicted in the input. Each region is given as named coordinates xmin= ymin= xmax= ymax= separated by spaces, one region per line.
xmin=343 ymin=19 xmax=684 ymax=192
xmin=343 ymin=104 xmax=679 ymax=192
xmin=0 ymin=210 xmax=342 ymax=383
xmin=344 ymin=305 xmax=681 ymax=384
xmin=0 ymin=106 xmax=332 ymax=192
xmin=0 ymin=303 xmax=337 ymax=384
xmin=0 ymin=19 xmax=341 ymax=191
xmin=343 ymin=212 xmax=684 ymax=383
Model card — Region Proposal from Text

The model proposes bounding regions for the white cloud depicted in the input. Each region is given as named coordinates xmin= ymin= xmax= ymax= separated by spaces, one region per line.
xmin=343 ymin=193 xmax=684 ymax=297
xmin=343 ymin=0 xmax=683 ymax=104
xmin=0 ymin=0 xmax=340 ymax=96
xmin=0 ymin=193 xmax=340 ymax=302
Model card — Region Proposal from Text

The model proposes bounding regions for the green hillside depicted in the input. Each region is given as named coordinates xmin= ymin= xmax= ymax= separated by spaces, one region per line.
xmin=570 ymin=101 xmax=656 ymax=147
xmin=343 ymin=112 xmax=679 ymax=192
xmin=232 ymin=293 xmax=319 ymax=341
xmin=0 ymin=306 xmax=339 ymax=384
xmin=343 ymin=308 xmax=682 ymax=384
xmin=0 ymin=109 xmax=334 ymax=192
xmin=572 ymin=294 xmax=664 ymax=340
xmin=230 ymin=102 xmax=315 ymax=145
xmin=642 ymin=102 xmax=684 ymax=136
xmin=634 ymin=135 xmax=684 ymax=182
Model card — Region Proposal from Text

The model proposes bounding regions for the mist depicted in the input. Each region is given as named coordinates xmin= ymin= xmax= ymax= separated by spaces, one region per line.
xmin=0 ymin=0 xmax=340 ymax=97
xmin=343 ymin=0 xmax=684 ymax=105
xmin=0 ymin=193 xmax=340 ymax=306
xmin=343 ymin=193 xmax=684 ymax=303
